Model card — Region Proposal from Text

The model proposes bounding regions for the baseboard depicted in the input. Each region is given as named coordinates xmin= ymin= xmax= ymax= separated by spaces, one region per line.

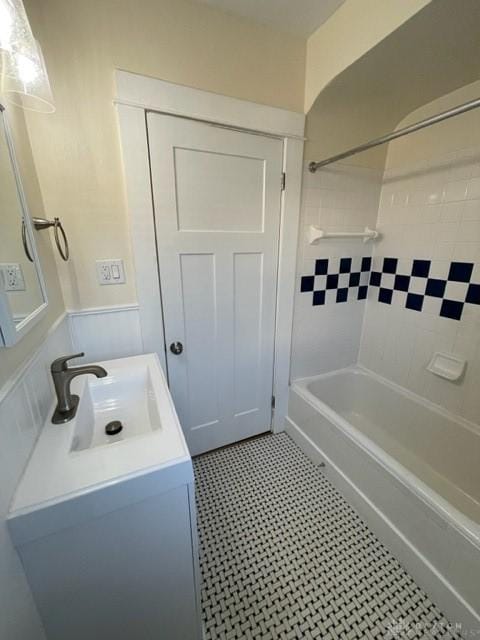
xmin=285 ymin=416 xmax=480 ymax=637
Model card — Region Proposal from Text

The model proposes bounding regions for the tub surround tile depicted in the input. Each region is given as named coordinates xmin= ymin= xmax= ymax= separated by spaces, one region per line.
xmin=394 ymin=274 xmax=411 ymax=292
xmin=366 ymin=257 xmax=479 ymax=321
xmin=361 ymin=256 xmax=372 ymax=271
xmin=448 ymin=261 xmax=474 ymax=282
xmin=300 ymin=275 xmax=315 ymax=292
xmin=360 ymin=141 xmax=480 ymax=424
xmin=291 ymin=164 xmax=383 ymax=379
xmin=411 ymin=259 xmax=431 ymax=278
xmin=296 ymin=134 xmax=480 ymax=423
xmin=349 ymin=272 xmax=360 ymax=287
xmin=425 ymin=278 xmax=447 ymax=297
xmin=312 ymin=290 xmax=325 ymax=306
xmin=406 ymin=292 xmax=425 ymax=312
xmin=358 ymin=285 xmax=368 ymax=300
xmin=315 ymin=258 xmax=329 ymax=275
xmin=300 ymin=253 xmax=479 ymax=322
xmin=466 ymin=283 xmax=480 ymax=304
xmin=300 ymin=255 xmax=373 ymax=306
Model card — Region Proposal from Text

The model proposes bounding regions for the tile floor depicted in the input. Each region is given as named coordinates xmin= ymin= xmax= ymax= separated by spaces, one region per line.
xmin=194 ymin=433 xmax=461 ymax=640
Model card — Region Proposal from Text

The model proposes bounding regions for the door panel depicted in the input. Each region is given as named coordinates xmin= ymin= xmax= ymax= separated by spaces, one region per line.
xmin=233 ymin=252 xmax=263 ymax=417
xmin=147 ymin=113 xmax=283 ymax=455
xmin=174 ymin=148 xmax=265 ymax=232
xmin=180 ymin=253 xmax=218 ymax=430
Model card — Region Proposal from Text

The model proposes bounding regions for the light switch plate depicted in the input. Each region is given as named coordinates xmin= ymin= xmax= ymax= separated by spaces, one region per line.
xmin=96 ymin=259 xmax=126 ymax=285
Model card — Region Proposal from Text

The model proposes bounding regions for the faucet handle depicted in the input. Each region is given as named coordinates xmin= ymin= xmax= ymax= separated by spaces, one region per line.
xmin=51 ymin=353 xmax=85 ymax=373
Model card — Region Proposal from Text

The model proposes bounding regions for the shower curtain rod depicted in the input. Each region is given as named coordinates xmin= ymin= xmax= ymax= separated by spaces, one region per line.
xmin=308 ymin=96 xmax=480 ymax=172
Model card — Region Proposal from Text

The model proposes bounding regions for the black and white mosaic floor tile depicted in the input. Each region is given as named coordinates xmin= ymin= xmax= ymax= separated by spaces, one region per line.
xmin=194 ymin=433 xmax=461 ymax=640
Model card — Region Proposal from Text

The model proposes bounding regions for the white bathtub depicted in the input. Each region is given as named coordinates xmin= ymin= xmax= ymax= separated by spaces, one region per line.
xmin=286 ymin=366 xmax=480 ymax=635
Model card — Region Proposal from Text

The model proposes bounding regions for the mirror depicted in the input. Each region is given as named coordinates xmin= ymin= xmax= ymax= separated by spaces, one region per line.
xmin=0 ymin=104 xmax=47 ymax=346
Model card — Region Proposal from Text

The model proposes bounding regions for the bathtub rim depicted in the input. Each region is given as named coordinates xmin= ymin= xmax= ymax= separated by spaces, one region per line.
xmin=290 ymin=365 xmax=480 ymax=549
xmin=285 ymin=415 xmax=480 ymax=634
xmin=294 ymin=365 xmax=480 ymax=438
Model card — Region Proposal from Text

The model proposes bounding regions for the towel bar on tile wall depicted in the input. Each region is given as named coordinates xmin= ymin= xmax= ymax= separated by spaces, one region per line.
xmin=308 ymin=225 xmax=379 ymax=245
xmin=22 ymin=216 xmax=70 ymax=262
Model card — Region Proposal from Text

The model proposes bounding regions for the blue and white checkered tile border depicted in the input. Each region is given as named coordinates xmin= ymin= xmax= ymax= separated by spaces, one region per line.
xmin=300 ymin=256 xmax=372 ymax=306
xmin=370 ymin=258 xmax=480 ymax=321
xmin=300 ymin=257 xmax=480 ymax=321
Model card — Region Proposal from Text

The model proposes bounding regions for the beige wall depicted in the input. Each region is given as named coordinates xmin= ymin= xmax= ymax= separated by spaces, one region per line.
xmin=0 ymin=99 xmax=65 ymax=389
xmin=387 ymin=80 xmax=480 ymax=168
xmin=305 ymin=0 xmax=480 ymax=172
xmin=23 ymin=0 xmax=306 ymax=310
xmin=304 ymin=92 xmax=390 ymax=171
xmin=304 ymin=0 xmax=430 ymax=112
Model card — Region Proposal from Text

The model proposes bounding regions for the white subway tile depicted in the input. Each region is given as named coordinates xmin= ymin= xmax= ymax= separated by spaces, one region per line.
xmin=442 ymin=180 xmax=469 ymax=203
xmin=456 ymin=220 xmax=480 ymax=242
xmin=462 ymin=199 xmax=480 ymax=221
xmin=444 ymin=281 xmax=469 ymax=300
xmin=467 ymin=176 xmax=480 ymax=200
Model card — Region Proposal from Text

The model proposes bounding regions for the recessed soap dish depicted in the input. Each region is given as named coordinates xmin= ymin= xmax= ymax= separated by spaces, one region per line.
xmin=427 ymin=352 xmax=466 ymax=381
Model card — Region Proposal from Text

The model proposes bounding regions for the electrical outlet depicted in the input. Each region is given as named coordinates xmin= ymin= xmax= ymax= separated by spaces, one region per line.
xmin=96 ymin=259 xmax=126 ymax=285
xmin=0 ymin=263 xmax=26 ymax=291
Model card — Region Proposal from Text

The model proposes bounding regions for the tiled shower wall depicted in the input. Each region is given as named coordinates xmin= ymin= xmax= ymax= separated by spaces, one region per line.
xmin=290 ymin=164 xmax=382 ymax=379
xmin=359 ymin=144 xmax=480 ymax=423
xmin=293 ymin=86 xmax=480 ymax=425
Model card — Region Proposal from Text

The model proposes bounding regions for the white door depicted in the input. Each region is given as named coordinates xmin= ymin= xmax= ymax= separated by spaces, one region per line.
xmin=147 ymin=113 xmax=283 ymax=455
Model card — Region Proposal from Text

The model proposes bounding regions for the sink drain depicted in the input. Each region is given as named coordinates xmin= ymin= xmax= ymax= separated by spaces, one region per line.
xmin=105 ymin=420 xmax=123 ymax=436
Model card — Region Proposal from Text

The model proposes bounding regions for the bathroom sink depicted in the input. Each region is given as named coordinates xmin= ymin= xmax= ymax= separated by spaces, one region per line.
xmin=71 ymin=363 xmax=161 ymax=451
xmin=8 ymin=353 xmax=191 ymax=538
xmin=8 ymin=354 xmax=200 ymax=640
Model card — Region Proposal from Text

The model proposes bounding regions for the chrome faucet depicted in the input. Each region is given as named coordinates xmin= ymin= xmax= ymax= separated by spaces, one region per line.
xmin=51 ymin=352 xmax=107 ymax=424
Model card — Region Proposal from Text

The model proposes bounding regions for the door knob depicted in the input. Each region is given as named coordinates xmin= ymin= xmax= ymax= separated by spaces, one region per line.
xmin=170 ymin=341 xmax=183 ymax=355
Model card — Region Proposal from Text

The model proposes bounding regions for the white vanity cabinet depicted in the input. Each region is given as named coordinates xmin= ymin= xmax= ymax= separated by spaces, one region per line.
xmin=10 ymin=475 xmax=200 ymax=640
xmin=7 ymin=354 xmax=202 ymax=640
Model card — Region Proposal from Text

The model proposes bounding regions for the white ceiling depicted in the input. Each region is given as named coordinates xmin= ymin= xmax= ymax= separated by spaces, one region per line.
xmin=194 ymin=0 xmax=346 ymax=37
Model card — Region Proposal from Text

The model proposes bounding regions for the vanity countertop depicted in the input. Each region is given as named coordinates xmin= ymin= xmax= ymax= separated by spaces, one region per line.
xmin=8 ymin=353 xmax=192 ymax=546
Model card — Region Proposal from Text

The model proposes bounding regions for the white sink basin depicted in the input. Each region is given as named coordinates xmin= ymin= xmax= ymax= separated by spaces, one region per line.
xmin=9 ymin=354 xmax=191 ymax=526
xmin=71 ymin=364 xmax=161 ymax=451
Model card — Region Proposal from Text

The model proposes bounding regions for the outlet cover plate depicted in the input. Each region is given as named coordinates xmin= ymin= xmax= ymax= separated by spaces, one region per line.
xmin=0 ymin=263 xmax=26 ymax=291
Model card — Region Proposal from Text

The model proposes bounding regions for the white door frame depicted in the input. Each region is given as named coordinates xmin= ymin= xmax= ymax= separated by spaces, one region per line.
xmin=115 ymin=70 xmax=305 ymax=433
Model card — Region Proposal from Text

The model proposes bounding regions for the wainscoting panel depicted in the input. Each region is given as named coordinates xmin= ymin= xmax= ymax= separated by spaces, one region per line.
xmin=0 ymin=313 xmax=72 ymax=640
xmin=68 ymin=305 xmax=144 ymax=363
